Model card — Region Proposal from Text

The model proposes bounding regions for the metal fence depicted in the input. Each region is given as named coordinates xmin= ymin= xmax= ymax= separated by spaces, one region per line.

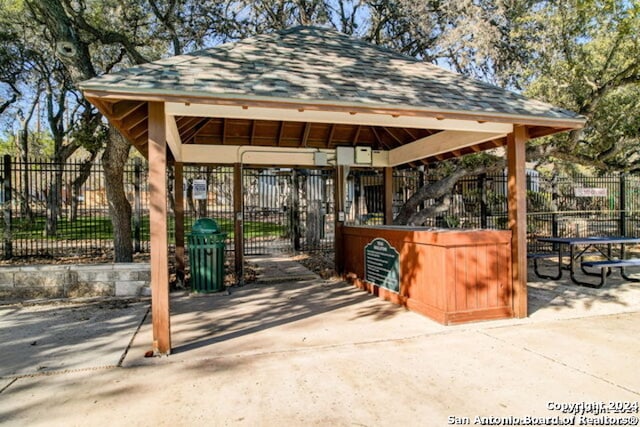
xmin=1 ymin=155 xmax=639 ymax=259
xmin=345 ymin=169 xmax=640 ymax=251
xmin=0 ymin=157 xmax=336 ymax=259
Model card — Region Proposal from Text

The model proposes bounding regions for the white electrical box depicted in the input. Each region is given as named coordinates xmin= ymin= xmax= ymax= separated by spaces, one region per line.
xmin=314 ymin=152 xmax=328 ymax=166
xmin=336 ymin=147 xmax=354 ymax=165
xmin=355 ymin=146 xmax=372 ymax=164
xmin=371 ymin=150 xmax=388 ymax=166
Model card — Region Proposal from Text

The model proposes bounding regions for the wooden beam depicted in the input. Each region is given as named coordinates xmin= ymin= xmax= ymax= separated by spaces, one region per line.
xmin=234 ymin=163 xmax=244 ymax=284
xmin=165 ymin=115 xmax=183 ymax=161
xmin=388 ymin=130 xmax=505 ymax=167
xmin=85 ymin=90 xmax=586 ymax=130
xmin=174 ymin=162 xmax=185 ymax=286
xmin=384 ymin=167 xmax=394 ymax=225
xmin=181 ymin=145 xmax=335 ymax=166
xmin=165 ymin=102 xmax=522 ymax=133
xmin=148 ymin=101 xmax=171 ymax=355
xmin=507 ymin=125 xmax=528 ymax=319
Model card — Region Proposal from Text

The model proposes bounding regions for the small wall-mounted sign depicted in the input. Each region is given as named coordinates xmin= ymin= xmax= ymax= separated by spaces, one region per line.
xmin=574 ymin=187 xmax=607 ymax=197
xmin=192 ymin=179 xmax=208 ymax=200
xmin=364 ymin=238 xmax=400 ymax=293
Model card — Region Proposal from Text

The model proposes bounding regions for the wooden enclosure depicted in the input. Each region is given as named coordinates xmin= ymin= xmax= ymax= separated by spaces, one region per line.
xmin=342 ymin=225 xmax=513 ymax=325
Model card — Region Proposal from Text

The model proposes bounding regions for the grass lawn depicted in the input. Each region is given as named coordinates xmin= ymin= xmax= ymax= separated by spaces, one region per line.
xmin=8 ymin=215 xmax=286 ymax=241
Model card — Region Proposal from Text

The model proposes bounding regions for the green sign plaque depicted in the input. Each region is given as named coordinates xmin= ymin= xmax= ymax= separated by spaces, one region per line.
xmin=364 ymin=238 xmax=400 ymax=293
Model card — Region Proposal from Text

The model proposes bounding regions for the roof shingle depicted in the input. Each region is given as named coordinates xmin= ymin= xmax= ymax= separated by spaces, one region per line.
xmin=80 ymin=26 xmax=582 ymax=123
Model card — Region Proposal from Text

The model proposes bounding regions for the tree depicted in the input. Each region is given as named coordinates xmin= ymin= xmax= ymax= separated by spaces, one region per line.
xmin=523 ymin=0 xmax=640 ymax=173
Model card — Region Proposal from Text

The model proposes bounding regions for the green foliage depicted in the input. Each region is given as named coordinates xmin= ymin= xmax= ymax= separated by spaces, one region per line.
xmin=522 ymin=0 xmax=640 ymax=172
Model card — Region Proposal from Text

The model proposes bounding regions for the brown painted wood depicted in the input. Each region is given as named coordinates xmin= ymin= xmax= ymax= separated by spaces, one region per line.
xmin=507 ymin=126 xmax=529 ymax=318
xmin=148 ymin=101 xmax=171 ymax=355
xmin=342 ymin=226 xmax=513 ymax=325
xmin=83 ymin=90 xmax=585 ymax=130
xmin=174 ymin=162 xmax=185 ymax=285
xmin=234 ymin=163 xmax=244 ymax=283
xmin=383 ymin=167 xmax=394 ymax=225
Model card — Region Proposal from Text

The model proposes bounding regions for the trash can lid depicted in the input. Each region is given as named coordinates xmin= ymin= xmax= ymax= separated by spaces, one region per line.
xmin=191 ymin=218 xmax=221 ymax=234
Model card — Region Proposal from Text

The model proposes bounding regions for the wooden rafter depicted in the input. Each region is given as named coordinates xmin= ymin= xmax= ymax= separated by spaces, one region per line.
xmin=381 ymin=127 xmax=403 ymax=145
xmin=110 ymin=100 xmax=146 ymax=121
xmin=301 ymin=122 xmax=311 ymax=147
xmin=121 ymin=107 xmax=147 ymax=132
xmin=222 ymin=118 xmax=227 ymax=144
xmin=326 ymin=123 xmax=336 ymax=147
xmin=370 ymin=127 xmax=392 ymax=150
xmin=351 ymin=125 xmax=361 ymax=145
xmin=250 ymin=120 xmax=256 ymax=145
xmin=182 ymin=118 xmax=210 ymax=144
xmin=177 ymin=117 xmax=202 ymax=135
xmin=277 ymin=121 xmax=286 ymax=145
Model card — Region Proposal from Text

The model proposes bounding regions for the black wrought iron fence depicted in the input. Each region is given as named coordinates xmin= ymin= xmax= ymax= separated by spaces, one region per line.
xmin=2 ymin=154 xmax=639 ymax=260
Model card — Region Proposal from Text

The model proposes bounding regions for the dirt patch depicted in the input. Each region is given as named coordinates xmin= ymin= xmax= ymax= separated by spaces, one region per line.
xmin=293 ymin=251 xmax=338 ymax=280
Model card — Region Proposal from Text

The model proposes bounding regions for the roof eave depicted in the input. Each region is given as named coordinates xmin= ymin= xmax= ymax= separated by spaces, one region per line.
xmin=80 ymin=85 xmax=587 ymax=131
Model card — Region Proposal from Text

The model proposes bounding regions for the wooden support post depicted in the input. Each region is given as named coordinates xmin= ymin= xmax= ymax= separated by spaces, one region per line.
xmin=383 ymin=167 xmax=394 ymax=225
xmin=174 ymin=162 xmax=185 ymax=286
xmin=233 ymin=163 xmax=244 ymax=284
xmin=148 ymin=102 xmax=171 ymax=355
xmin=334 ymin=166 xmax=346 ymax=274
xmin=507 ymin=126 xmax=528 ymax=319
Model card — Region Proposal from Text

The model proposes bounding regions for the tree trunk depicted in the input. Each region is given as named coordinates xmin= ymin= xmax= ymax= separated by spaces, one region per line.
xmin=45 ymin=166 xmax=63 ymax=236
xmin=103 ymin=126 xmax=133 ymax=262
xmin=70 ymin=152 xmax=97 ymax=222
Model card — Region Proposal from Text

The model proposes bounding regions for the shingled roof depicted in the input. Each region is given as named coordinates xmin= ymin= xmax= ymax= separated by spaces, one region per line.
xmin=80 ymin=26 xmax=582 ymax=125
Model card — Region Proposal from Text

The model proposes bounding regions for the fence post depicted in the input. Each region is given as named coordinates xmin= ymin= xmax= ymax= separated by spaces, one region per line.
xmin=3 ymin=155 xmax=12 ymax=259
xmin=478 ymin=173 xmax=487 ymax=228
xmin=620 ymin=173 xmax=626 ymax=237
xmin=133 ymin=158 xmax=142 ymax=253
xmin=291 ymin=169 xmax=301 ymax=251
xmin=551 ymin=173 xmax=559 ymax=238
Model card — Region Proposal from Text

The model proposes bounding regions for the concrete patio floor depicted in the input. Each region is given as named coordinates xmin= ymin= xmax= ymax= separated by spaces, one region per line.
xmin=1 ymin=257 xmax=639 ymax=426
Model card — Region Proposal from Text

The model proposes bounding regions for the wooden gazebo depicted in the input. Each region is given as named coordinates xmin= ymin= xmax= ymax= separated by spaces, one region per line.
xmin=80 ymin=26 xmax=585 ymax=355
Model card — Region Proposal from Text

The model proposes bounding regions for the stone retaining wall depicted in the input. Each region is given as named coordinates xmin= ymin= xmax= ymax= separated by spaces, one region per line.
xmin=0 ymin=263 xmax=150 ymax=299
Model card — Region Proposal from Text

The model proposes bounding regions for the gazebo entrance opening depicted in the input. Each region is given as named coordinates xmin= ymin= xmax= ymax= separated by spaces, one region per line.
xmin=242 ymin=167 xmax=334 ymax=256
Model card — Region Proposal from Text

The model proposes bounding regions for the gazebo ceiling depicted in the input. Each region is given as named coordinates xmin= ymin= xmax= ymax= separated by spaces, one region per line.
xmin=81 ymin=26 xmax=585 ymax=167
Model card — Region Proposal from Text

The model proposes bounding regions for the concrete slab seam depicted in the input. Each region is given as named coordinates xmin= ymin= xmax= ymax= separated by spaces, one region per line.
xmin=478 ymin=329 xmax=640 ymax=397
xmin=0 ymin=364 xmax=117 ymax=381
xmin=0 ymin=378 xmax=17 ymax=394
xmin=129 ymin=330 xmax=463 ymax=368
xmin=117 ymin=305 xmax=151 ymax=367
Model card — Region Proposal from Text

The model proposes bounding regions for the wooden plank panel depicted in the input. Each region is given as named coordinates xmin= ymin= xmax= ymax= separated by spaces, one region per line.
xmin=148 ymin=101 xmax=171 ymax=355
xmin=342 ymin=226 xmax=513 ymax=324
xmin=477 ymin=245 xmax=489 ymax=308
xmin=466 ymin=245 xmax=478 ymax=310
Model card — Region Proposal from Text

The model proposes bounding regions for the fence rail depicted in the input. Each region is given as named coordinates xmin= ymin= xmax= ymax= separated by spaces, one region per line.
xmin=1 ymin=155 xmax=639 ymax=260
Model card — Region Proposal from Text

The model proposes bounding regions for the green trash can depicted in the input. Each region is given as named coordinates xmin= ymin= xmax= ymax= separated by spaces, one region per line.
xmin=187 ymin=218 xmax=227 ymax=293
